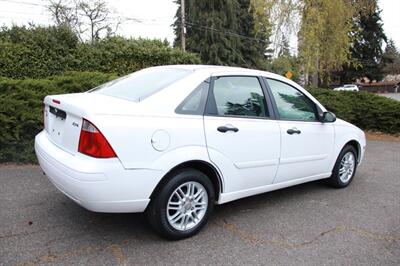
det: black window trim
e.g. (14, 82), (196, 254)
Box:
(204, 75), (277, 120)
(262, 77), (322, 123)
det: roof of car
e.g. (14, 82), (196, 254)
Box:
(158, 64), (273, 75)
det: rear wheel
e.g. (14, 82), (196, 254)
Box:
(328, 145), (357, 188)
(146, 168), (215, 240)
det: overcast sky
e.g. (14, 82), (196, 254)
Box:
(0, 0), (398, 49)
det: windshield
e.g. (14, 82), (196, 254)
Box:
(91, 68), (191, 101)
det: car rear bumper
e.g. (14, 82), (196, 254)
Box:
(35, 131), (163, 213)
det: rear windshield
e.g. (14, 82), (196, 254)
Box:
(91, 68), (191, 101)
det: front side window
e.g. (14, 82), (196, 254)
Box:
(209, 76), (269, 118)
(266, 79), (317, 121)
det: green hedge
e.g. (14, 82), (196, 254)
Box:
(0, 72), (117, 163)
(1, 74), (399, 163)
(308, 88), (400, 135)
(0, 25), (201, 78)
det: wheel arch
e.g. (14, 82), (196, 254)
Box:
(150, 160), (223, 202)
(331, 135), (363, 169)
(344, 139), (361, 162)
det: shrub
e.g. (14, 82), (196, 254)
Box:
(0, 72), (116, 163)
(308, 88), (400, 134)
(0, 26), (201, 78)
(69, 37), (201, 75)
(1, 74), (399, 163)
(0, 25), (79, 78)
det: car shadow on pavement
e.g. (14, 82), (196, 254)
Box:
(213, 179), (330, 218)
(50, 179), (330, 241)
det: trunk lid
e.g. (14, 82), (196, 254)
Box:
(43, 92), (140, 154)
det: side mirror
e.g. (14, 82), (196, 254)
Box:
(322, 111), (336, 123)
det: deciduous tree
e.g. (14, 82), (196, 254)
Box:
(47, 0), (120, 44)
(298, 0), (354, 86)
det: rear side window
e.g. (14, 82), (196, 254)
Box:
(91, 68), (191, 102)
(176, 79), (210, 115)
(207, 76), (269, 118)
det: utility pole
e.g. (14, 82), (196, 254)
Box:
(180, 0), (186, 51)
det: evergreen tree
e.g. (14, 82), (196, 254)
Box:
(237, 0), (272, 69)
(381, 39), (400, 75)
(339, 2), (387, 83)
(173, 0), (271, 68)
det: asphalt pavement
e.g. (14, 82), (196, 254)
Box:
(0, 140), (399, 265)
(382, 93), (400, 101)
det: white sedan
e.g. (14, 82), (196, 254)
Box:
(334, 84), (359, 92)
(35, 65), (366, 239)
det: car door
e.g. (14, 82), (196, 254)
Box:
(203, 75), (280, 193)
(264, 78), (335, 183)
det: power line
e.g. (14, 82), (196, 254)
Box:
(0, 5), (297, 53)
(116, 14), (295, 51)
(0, 10), (48, 16)
(0, 15), (50, 23)
(0, 0), (296, 51)
(182, 20), (297, 52)
(0, 0), (47, 7)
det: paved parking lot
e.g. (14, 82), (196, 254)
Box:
(1, 140), (399, 265)
(382, 93), (400, 101)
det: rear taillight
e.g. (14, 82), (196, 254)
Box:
(78, 119), (117, 158)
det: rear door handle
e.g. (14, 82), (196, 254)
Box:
(217, 125), (239, 133)
(287, 128), (301, 135)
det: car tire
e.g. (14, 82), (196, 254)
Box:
(146, 168), (215, 240)
(328, 145), (358, 188)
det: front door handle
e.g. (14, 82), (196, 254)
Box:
(217, 125), (239, 133)
(287, 128), (301, 135)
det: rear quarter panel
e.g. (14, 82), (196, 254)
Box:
(93, 114), (211, 172)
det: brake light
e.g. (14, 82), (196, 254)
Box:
(78, 119), (117, 158)
(52, 99), (60, 104)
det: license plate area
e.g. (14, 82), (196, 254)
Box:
(49, 106), (66, 119)
(49, 106), (67, 144)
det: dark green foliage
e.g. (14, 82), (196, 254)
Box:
(1, 73), (399, 163)
(236, 0), (272, 69)
(308, 88), (400, 134)
(0, 72), (117, 163)
(174, 0), (241, 66)
(0, 25), (200, 163)
(0, 25), (79, 79)
(173, 0), (270, 69)
(70, 37), (201, 74)
(339, 3), (387, 83)
(269, 56), (300, 82)
(381, 39), (400, 75)
(0, 26), (201, 79)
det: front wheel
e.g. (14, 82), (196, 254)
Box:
(146, 168), (215, 240)
(328, 145), (358, 188)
